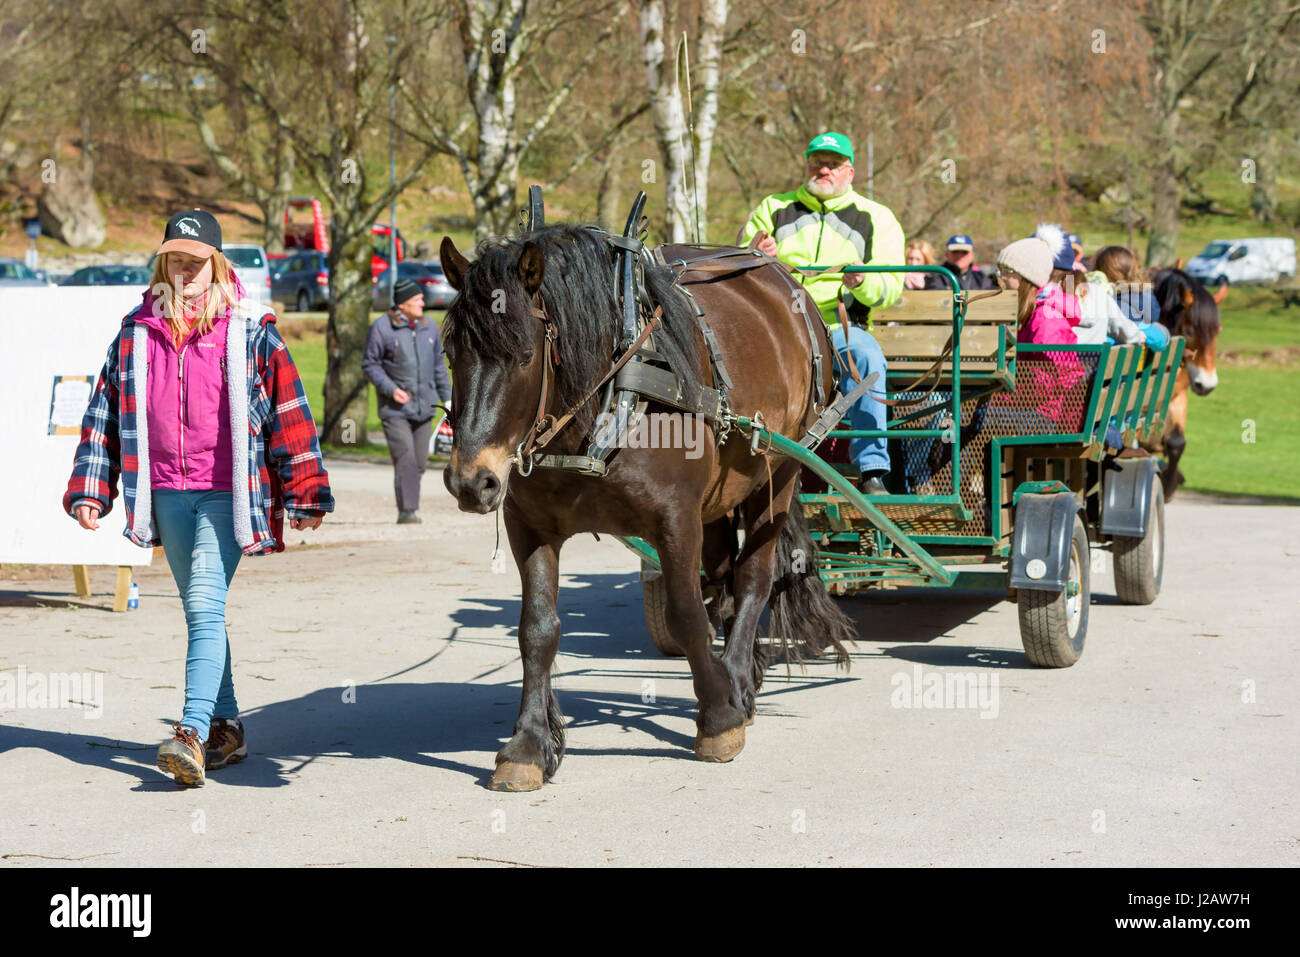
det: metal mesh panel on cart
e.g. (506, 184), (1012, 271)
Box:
(879, 351), (1099, 536)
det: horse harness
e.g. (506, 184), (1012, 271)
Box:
(512, 189), (832, 478)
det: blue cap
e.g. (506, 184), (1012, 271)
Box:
(1067, 232), (1082, 251)
(945, 234), (974, 250)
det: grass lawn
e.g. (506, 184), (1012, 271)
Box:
(1176, 287), (1300, 501)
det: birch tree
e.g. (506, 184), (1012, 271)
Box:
(405, 0), (630, 240)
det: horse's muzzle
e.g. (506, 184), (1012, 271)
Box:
(445, 462), (508, 513)
(1187, 363), (1218, 396)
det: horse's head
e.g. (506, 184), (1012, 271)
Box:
(439, 235), (550, 513)
(1156, 269), (1223, 396)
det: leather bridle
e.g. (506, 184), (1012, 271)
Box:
(512, 290), (662, 474)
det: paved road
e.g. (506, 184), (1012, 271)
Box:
(1, 462), (1296, 866)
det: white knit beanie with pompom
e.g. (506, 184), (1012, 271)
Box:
(997, 223), (1068, 288)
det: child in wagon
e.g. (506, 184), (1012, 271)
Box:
(64, 209), (333, 787)
(994, 225), (1089, 431)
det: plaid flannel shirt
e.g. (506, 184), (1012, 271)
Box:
(64, 299), (333, 555)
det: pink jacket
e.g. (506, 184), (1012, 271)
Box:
(1018, 283), (1081, 346)
(1017, 284), (1088, 429)
(135, 286), (238, 491)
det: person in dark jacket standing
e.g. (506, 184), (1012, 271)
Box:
(925, 234), (997, 291)
(362, 277), (451, 523)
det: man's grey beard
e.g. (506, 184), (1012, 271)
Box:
(805, 177), (849, 200)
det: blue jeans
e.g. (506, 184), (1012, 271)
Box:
(153, 490), (242, 741)
(830, 325), (890, 474)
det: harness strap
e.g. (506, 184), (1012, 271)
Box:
(522, 306), (663, 460)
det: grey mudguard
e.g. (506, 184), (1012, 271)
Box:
(1010, 492), (1081, 592)
(1101, 457), (1160, 538)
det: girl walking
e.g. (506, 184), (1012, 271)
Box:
(64, 209), (333, 787)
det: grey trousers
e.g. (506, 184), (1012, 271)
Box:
(381, 416), (433, 512)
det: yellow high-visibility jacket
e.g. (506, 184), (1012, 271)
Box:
(740, 184), (905, 328)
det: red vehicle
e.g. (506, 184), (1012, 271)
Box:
(284, 197), (404, 278)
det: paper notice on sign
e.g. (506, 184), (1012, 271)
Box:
(48, 376), (93, 435)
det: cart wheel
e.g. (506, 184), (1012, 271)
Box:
(1018, 512), (1090, 668)
(1113, 475), (1164, 605)
(642, 572), (685, 657)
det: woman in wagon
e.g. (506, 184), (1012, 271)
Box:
(740, 131), (906, 495)
(64, 209), (333, 787)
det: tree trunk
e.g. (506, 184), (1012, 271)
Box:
(639, 0), (691, 242)
(262, 133), (295, 255)
(595, 138), (625, 232)
(1145, 104), (1180, 268)
(691, 0), (726, 243)
(460, 0), (524, 240)
(322, 205), (377, 447)
(1250, 129), (1277, 223)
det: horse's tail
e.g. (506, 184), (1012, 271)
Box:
(767, 477), (855, 672)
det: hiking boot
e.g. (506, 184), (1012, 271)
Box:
(157, 723), (205, 787)
(397, 510), (422, 524)
(205, 717), (247, 770)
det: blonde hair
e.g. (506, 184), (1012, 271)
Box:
(905, 239), (936, 265)
(148, 250), (240, 345)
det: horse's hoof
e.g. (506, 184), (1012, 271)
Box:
(695, 725), (745, 762)
(488, 761), (544, 791)
(745, 712), (755, 727)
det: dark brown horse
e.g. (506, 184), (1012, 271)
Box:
(438, 224), (854, 791)
(1149, 268), (1226, 499)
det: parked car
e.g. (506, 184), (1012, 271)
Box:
(271, 250), (330, 312)
(371, 260), (456, 310)
(0, 258), (50, 287)
(1186, 237), (1297, 286)
(61, 265), (152, 286)
(222, 242), (273, 304)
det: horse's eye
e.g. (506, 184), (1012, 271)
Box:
(519, 350), (535, 367)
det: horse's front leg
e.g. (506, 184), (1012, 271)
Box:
(657, 511), (747, 762)
(489, 501), (566, 792)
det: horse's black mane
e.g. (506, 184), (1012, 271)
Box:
(444, 224), (704, 435)
(1154, 268), (1222, 342)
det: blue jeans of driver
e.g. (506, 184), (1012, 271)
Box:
(153, 490), (242, 741)
(829, 324), (890, 475)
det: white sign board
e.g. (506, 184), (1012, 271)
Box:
(0, 286), (153, 566)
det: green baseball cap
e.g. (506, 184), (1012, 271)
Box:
(805, 131), (854, 164)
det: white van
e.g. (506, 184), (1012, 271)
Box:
(1185, 238), (1297, 285)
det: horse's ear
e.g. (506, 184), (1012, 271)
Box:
(517, 241), (545, 296)
(441, 236), (468, 291)
(1180, 286), (1194, 309)
(1175, 257), (1184, 270)
(1213, 283), (1229, 305)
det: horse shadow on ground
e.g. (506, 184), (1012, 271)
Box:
(1, 575), (1035, 791)
(0, 675), (850, 792)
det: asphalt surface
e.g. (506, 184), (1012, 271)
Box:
(1, 461), (1296, 866)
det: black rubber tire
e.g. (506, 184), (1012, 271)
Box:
(296, 290), (310, 313)
(1113, 475), (1165, 605)
(1018, 513), (1090, 668)
(1214, 275), (1229, 287)
(642, 572), (685, 657)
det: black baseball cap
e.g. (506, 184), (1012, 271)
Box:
(158, 209), (222, 258)
(393, 277), (424, 305)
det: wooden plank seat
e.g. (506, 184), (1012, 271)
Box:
(869, 288), (1017, 387)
